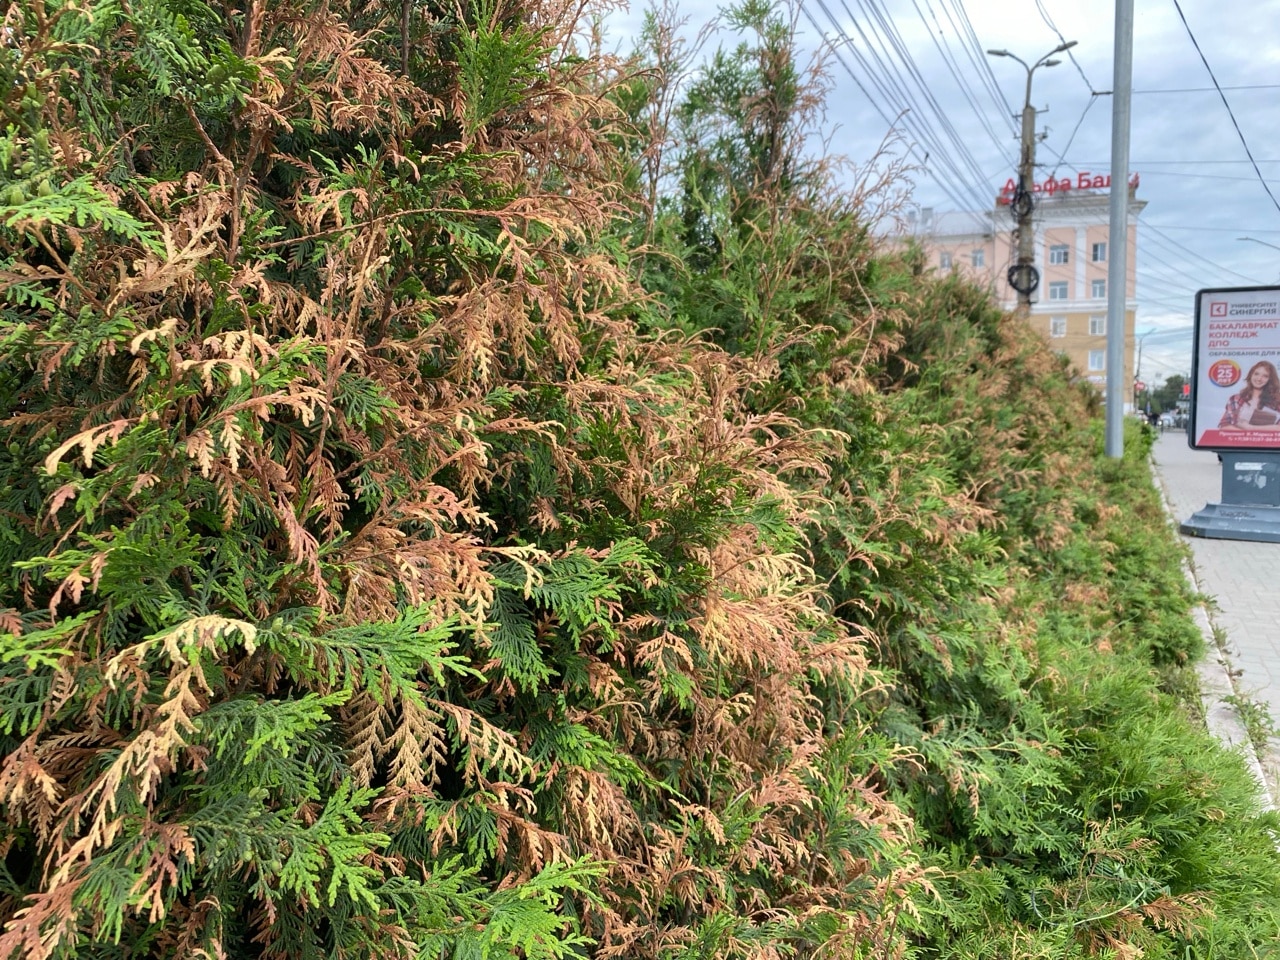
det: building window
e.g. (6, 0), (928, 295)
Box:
(1091, 278), (1106, 299)
(1048, 281), (1068, 300)
(1050, 316), (1067, 338)
(971, 249), (985, 268)
(1092, 241), (1107, 262)
(939, 251), (952, 270)
(1089, 315), (1106, 336)
(1088, 349), (1105, 371)
(1049, 244), (1069, 265)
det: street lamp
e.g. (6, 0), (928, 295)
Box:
(1237, 237), (1280, 282)
(986, 42), (1077, 126)
(986, 41), (1077, 314)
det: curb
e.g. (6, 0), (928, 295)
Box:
(1148, 451), (1278, 811)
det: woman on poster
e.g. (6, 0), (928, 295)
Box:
(1218, 360), (1280, 430)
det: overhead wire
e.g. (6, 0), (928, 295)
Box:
(800, 0), (1269, 319)
(799, 0), (982, 212)
(1046, 93), (1101, 182)
(1129, 250), (1222, 293)
(926, 4), (1261, 304)
(1033, 0), (1096, 93)
(818, 15), (990, 212)
(1138, 326), (1196, 343)
(1121, 171), (1280, 185)
(1134, 84), (1280, 94)
(859, 0), (1005, 190)
(1138, 222), (1280, 232)
(1139, 212), (1268, 285)
(788, 0), (1271, 375)
(865, 0), (1013, 189)
(935, 200), (1267, 321)
(808, 0), (995, 209)
(1135, 273), (1213, 299)
(1050, 205), (1269, 288)
(1075, 159), (1280, 166)
(1171, 0), (1280, 216)
(938, 0), (1017, 132)
(839, 0), (996, 202)
(1027, 158), (1248, 297)
(910, 0), (1013, 159)
(1134, 352), (1192, 378)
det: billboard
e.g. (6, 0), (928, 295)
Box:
(1190, 286), (1280, 449)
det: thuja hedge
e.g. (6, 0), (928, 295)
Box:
(839, 279), (1280, 957)
(1, 0), (1278, 958)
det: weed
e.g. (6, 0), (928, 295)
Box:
(1223, 693), (1280, 758)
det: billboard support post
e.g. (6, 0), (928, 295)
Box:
(1180, 453), (1280, 542)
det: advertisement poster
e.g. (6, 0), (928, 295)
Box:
(1191, 286), (1280, 449)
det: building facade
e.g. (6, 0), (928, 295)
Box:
(908, 184), (1144, 402)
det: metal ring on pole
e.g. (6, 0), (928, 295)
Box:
(1007, 262), (1040, 296)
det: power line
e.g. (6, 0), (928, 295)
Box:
(1137, 353), (1193, 378)
(1140, 211), (1272, 285)
(1075, 160), (1280, 166)
(800, 1), (985, 213)
(1133, 257), (1220, 294)
(1137, 223), (1265, 288)
(1138, 326), (1195, 343)
(808, 0), (1274, 306)
(1134, 84), (1280, 94)
(1047, 93), (1101, 182)
(847, 0), (997, 201)
(809, 0), (996, 210)
(1138, 223), (1280, 232)
(910, 0), (1012, 160)
(1033, 0), (1095, 93)
(1123, 171), (1280, 185)
(942, 0), (1016, 128)
(1045, 204), (1271, 287)
(930, 207), (1270, 314)
(1143, 296), (1202, 311)
(1171, 0), (1280, 217)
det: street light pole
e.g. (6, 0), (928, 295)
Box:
(987, 42), (1076, 316)
(1133, 327), (1153, 409)
(1238, 237), (1280, 282)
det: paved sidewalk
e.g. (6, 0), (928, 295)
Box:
(1149, 429), (1280, 804)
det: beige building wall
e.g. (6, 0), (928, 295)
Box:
(911, 190), (1144, 405)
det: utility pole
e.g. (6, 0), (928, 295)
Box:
(1104, 0), (1134, 459)
(1014, 81), (1037, 315)
(988, 42), (1076, 316)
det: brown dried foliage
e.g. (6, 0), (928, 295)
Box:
(0, 0), (919, 956)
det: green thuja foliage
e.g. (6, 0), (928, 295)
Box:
(0, 0), (918, 957)
(810, 265), (1280, 955)
(630, 2), (1280, 957)
(4, 0), (1279, 956)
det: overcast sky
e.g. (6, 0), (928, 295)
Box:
(603, 0), (1280, 385)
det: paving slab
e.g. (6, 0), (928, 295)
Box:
(1149, 429), (1279, 806)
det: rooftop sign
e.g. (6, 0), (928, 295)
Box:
(996, 172), (1140, 204)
